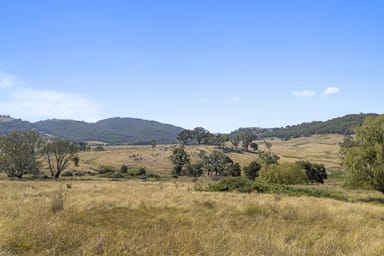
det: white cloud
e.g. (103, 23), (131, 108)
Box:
(0, 72), (14, 88)
(292, 90), (316, 97)
(323, 87), (340, 96)
(0, 88), (104, 122)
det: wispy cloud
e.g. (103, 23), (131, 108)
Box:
(230, 96), (241, 102)
(292, 90), (316, 97)
(0, 88), (104, 122)
(0, 72), (14, 88)
(323, 86), (340, 96)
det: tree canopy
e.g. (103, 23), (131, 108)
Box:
(42, 138), (79, 179)
(344, 115), (384, 193)
(0, 131), (41, 178)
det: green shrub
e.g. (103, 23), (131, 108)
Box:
(208, 177), (254, 193)
(120, 165), (129, 173)
(183, 163), (204, 177)
(258, 162), (308, 185)
(129, 167), (146, 176)
(243, 161), (261, 180)
(297, 161), (327, 183)
(97, 166), (115, 175)
(208, 177), (348, 201)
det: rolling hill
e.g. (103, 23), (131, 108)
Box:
(96, 117), (184, 144)
(0, 116), (183, 144)
(231, 113), (377, 139)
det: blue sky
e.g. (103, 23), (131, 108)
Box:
(0, 0), (383, 132)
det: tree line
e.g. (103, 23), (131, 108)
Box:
(231, 113), (377, 140)
(170, 144), (327, 184)
(176, 127), (259, 152)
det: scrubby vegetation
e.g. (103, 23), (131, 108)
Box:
(208, 177), (348, 201)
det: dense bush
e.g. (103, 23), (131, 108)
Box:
(297, 161), (327, 183)
(208, 177), (256, 193)
(97, 166), (115, 175)
(258, 163), (308, 185)
(129, 167), (146, 177)
(120, 165), (129, 173)
(243, 161), (261, 180)
(184, 163), (204, 177)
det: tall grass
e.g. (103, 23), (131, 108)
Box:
(1, 179), (384, 255)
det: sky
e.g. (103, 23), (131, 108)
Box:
(0, 0), (383, 132)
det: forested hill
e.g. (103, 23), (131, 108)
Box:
(34, 118), (183, 144)
(96, 118), (183, 144)
(0, 116), (183, 144)
(0, 115), (35, 134)
(231, 113), (378, 140)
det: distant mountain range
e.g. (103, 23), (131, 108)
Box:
(231, 113), (378, 140)
(0, 115), (183, 144)
(0, 113), (379, 144)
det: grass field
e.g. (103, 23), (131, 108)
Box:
(74, 134), (344, 176)
(1, 179), (384, 256)
(2, 134), (383, 255)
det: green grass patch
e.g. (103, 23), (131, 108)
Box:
(208, 177), (349, 201)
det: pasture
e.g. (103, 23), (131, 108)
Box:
(74, 134), (344, 176)
(1, 179), (384, 255)
(1, 134), (384, 255)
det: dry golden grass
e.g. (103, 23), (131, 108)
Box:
(1, 179), (384, 255)
(256, 134), (344, 170)
(73, 134), (344, 176)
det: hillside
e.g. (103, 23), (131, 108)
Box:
(35, 118), (183, 144)
(97, 117), (183, 144)
(231, 113), (377, 140)
(34, 119), (130, 143)
(0, 115), (182, 144)
(0, 115), (36, 134)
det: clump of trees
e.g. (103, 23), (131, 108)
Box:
(344, 115), (384, 194)
(170, 139), (327, 185)
(176, 127), (230, 147)
(0, 131), (79, 180)
(176, 127), (259, 153)
(203, 151), (241, 177)
(177, 127), (211, 145)
(170, 147), (241, 177)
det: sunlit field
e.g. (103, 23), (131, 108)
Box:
(74, 134), (344, 176)
(1, 179), (384, 256)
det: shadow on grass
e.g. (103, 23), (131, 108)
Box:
(357, 197), (384, 204)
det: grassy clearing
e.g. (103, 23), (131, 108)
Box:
(1, 179), (384, 255)
(256, 134), (344, 170)
(72, 134), (344, 177)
